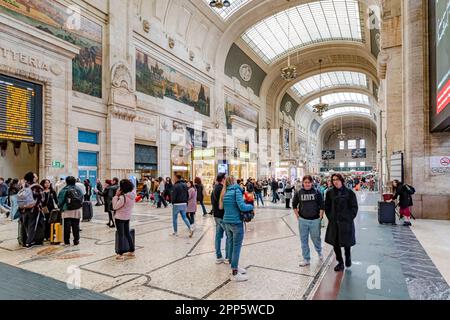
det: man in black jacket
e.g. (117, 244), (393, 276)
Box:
(211, 173), (230, 264)
(325, 173), (358, 272)
(171, 175), (193, 237)
(271, 179), (279, 203)
(95, 179), (104, 206)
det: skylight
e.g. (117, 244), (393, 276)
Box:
(322, 106), (371, 119)
(241, 0), (364, 64)
(306, 92), (370, 109)
(292, 72), (368, 97)
(205, 0), (251, 20)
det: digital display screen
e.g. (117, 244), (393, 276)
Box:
(436, 0), (450, 114)
(0, 74), (42, 143)
(430, 0), (450, 131)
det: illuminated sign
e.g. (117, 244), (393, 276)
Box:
(0, 74), (42, 143)
(193, 148), (215, 159)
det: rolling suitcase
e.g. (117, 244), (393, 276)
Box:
(115, 228), (135, 254)
(82, 201), (93, 222)
(378, 201), (396, 224)
(50, 223), (63, 244)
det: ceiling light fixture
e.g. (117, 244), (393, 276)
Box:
(337, 115), (346, 140)
(312, 59), (329, 117)
(281, 1), (297, 81)
(209, 0), (231, 9)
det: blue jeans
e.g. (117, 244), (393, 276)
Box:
(272, 192), (278, 203)
(172, 204), (191, 233)
(199, 200), (208, 215)
(224, 222), (244, 270)
(298, 217), (322, 261)
(9, 195), (18, 220)
(255, 193), (264, 206)
(0, 196), (10, 209)
(214, 217), (230, 259)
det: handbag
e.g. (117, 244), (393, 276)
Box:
(42, 206), (49, 214)
(240, 211), (255, 222)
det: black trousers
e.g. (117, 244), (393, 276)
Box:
(108, 210), (115, 225)
(44, 213), (51, 240)
(157, 192), (167, 208)
(187, 212), (195, 225)
(23, 209), (39, 245)
(334, 245), (351, 263)
(115, 219), (135, 255)
(285, 198), (291, 208)
(64, 218), (80, 245)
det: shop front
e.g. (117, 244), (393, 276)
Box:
(192, 148), (216, 204)
(275, 160), (297, 180)
(171, 144), (191, 181)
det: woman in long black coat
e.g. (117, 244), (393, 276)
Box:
(325, 173), (358, 272)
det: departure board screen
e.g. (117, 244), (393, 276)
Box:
(0, 74), (42, 143)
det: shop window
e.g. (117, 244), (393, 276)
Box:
(359, 139), (366, 148)
(360, 161), (366, 167)
(339, 141), (345, 150)
(348, 162), (357, 167)
(78, 130), (98, 144)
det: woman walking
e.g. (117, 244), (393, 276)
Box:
(195, 177), (208, 216)
(220, 176), (254, 282)
(83, 179), (92, 202)
(40, 179), (58, 241)
(325, 173), (358, 272)
(8, 179), (20, 221)
(112, 179), (136, 261)
(99, 180), (115, 228)
(390, 180), (415, 226)
(186, 181), (197, 227)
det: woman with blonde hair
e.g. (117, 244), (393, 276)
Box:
(220, 176), (254, 282)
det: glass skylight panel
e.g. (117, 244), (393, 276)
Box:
(241, 0), (364, 64)
(205, 0), (251, 20)
(306, 92), (370, 109)
(292, 72), (368, 97)
(321, 106), (371, 119)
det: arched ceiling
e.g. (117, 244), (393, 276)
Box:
(319, 114), (377, 144)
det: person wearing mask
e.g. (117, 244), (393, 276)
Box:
(165, 177), (173, 204)
(18, 172), (45, 248)
(8, 179), (20, 221)
(171, 175), (193, 237)
(40, 179), (58, 241)
(284, 181), (294, 209)
(211, 173), (230, 264)
(292, 175), (324, 267)
(55, 178), (66, 196)
(112, 179), (136, 261)
(325, 173), (358, 272)
(157, 177), (168, 208)
(76, 178), (86, 196)
(220, 176), (254, 282)
(194, 177), (208, 216)
(95, 179), (104, 206)
(389, 180), (415, 226)
(84, 179), (92, 202)
(57, 176), (83, 246)
(254, 181), (264, 207)
(186, 181), (197, 227)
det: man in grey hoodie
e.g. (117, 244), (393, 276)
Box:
(292, 175), (324, 267)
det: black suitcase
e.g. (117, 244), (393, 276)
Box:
(115, 229), (135, 254)
(82, 201), (93, 222)
(378, 201), (396, 224)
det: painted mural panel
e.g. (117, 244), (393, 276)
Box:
(224, 96), (258, 129)
(0, 0), (103, 98)
(136, 50), (210, 117)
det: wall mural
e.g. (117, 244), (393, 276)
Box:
(224, 96), (258, 130)
(0, 0), (103, 98)
(136, 50), (210, 117)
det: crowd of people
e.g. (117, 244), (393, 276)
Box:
(0, 169), (413, 282)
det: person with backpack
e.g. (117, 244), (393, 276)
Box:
(57, 176), (84, 246)
(112, 179), (136, 261)
(292, 175), (324, 267)
(390, 180), (415, 226)
(220, 176), (254, 282)
(17, 172), (45, 248)
(212, 173), (230, 264)
(325, 173), (358, 272)
(284, 181), (294, 209)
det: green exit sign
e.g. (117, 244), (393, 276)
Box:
(52, 161), (64, 168)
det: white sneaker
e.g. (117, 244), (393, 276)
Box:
(230, 273), (248, 282)
(224, 259), (231, 264)
(299, 260), (311, 267)
(238, 266), (247, 274)
(216, 258), (226, 264)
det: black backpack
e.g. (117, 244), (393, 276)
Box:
(66, 186), (83, 210)
(405, 184), (415, 195)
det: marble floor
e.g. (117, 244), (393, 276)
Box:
(0, 192), (448, 300)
